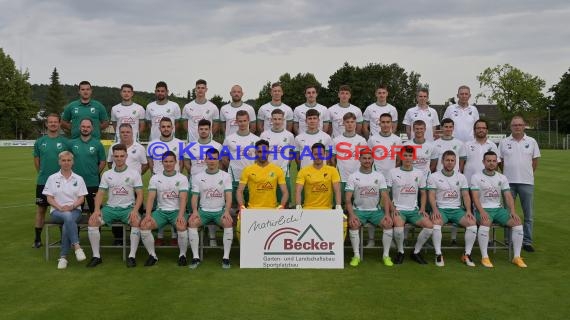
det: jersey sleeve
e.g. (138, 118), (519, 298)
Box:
(500, 175), (510, 191)
(33, 140), (40, 157)
(458, 141), (467, 159)
(219, 106), (227, 122)
(106, 145), (113, 163)
(62, 104), (72, 122)
(148, 176), (157, 191)
(532, 139), (541, 158)
(239, 166), (250, 185)
(97, 142), (106, 162)
(110, 107), (118, 122)
(42, 176), (55, 196)
(212, 105), (220, 122)
(293, 109), (301, 123)
(98, 103), (109, 122)
(331, 167), (341, 183)
(443, 106), (452, 120)
(356, 109), (364, 123)
(321, 108), (331, 123)
(402, 109), (413, 126)
(432, 109), (440, 126)
(345, 174), (355, 192)
(418, 172), (427, 189)
(173, 103), (182, 119)
(363, 106), (371, 123)
(286, 107), (294, 121)
(133, 173), (143, 189)
(145, 106), (152, 121)
(296, 167), (306, 185)
(378, 173), (388, 190)
(99, 172), (109, 189)
(191, 176), (200, 195)
(76, 176), (88, 196)
(391, 106), (398, 122)
(178, 176), (189, 192)
(386, 170), (393, 188)
(181, 105), (190, 120)
(426, 174), (437, 190)
(247, 105), (257, 122)
(469, 175), (481, 190)
(224, 173), (233, 191)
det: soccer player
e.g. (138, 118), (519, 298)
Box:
(33, 114), (69, 248)
(332, 112), (367, 196)
(219, 85), (256, 136)
(110, 84), (145, 142)
(69, 118), (106, 214)
(188, 148), (234, 269)
(328, 85), (363, 138)
(257, 82), (294, 133)
(427, 151), (477, 267)
(293, 85), (331, 135)
(388, 146), (433, 265)
(139, 151), (189, 266)
(61, 81), (109, 139)
(498, 116), (540, 252)
(470, 151), (527, 268)
(107, 123), (148, 175)
(42, 151), (88, 269)
(295, 109), (333, 169)
(443, 85), (479, 143)
(345, 150), (394, 267)
(430, 118), (466, 173)
(145, 81), (181, 141)
(182, 79), (220, 142)
(463, 119), (500, 183)
(403, 88), (440, 142)
(367, 113), (402, 181)
(400, 120), (436, 180)
(86, 144), (144, 268)
(363, 85), (398, 138)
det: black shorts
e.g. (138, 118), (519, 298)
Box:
(36, 185), (48, 207)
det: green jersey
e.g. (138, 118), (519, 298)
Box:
(69, 137), (106, 187)
(33, 135), (69, 184)
(62, 99), (109, 139)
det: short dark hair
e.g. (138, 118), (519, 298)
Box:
(46, 113), (61, 121)
(306, 109), (320, 118)
(159, 117), (172, 124)
(441, 118), (454, 126)
(418, 88), (429, 95)
(112, 143), (127, 153)
(198, 119), (211, 127)
(118, 123), (133, 130)
(305, 85), (318, 93)
(311, 143), (326, 152)
(343, 112), (356, 121)
(271, 109), (285, 116)
(441, 150), (456, 161)
(161, 151), (176, 161)
(205, 148), (219, 159)
(339, 85), (351, 93)
(155, 81), (168, 90)
(474, 119), (488, 130)
(402, 146), (415, 155)
(413, 120), (426, 127)
(196, 79), (207, 86)
(271, 82), (282, 89)
(483, 151), (497, 159)
(120, 84), (133, 91)
(380, 113), (392, 120)
(79, 81), (91, 87)
(255, 139), (270, 148)
(376, 84), (388, 92)
(236, 110), (249, 119)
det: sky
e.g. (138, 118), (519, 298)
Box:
(1, 0), (568, 106)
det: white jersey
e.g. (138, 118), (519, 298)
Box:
(192, 170), (232, 211)
(443, 104), (479, 143)
(363, 103), (398, 136)
(107, 142), (148, 174)
(183, 139), (222, 177)
(110, 103), (146, 141)
(99, 166), (143, 208)
(432, 137), (467, 172)
(328, 104), (364, 138)
(499, 134), (540, 185)
(427, 170), (468, 209)
(464, 139), (501, 183)
(182, 100), (220, 142)
(260, 129), (295, 177)
(402, 106), (440, 142)
(332, 133), (367, 182)
(43, 171), (88, 213)
(470, 171), (510, 209)
(149, 171), (189, 211)
(346, 169), (388, 211)
(148, 137), (184, 175)
(402, 139), (436, 178)
(145, 101), (181, 141)
(219, 103), (256, 136)
(387, 167), (426, 211)
(367, 133), (402, 180)
(258, 102), (294, 132)
(223, 132), (260, 181)
(293, 103), (331, 133)
(295, 130), (333, 168)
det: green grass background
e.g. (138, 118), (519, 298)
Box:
(0, 147), (568, 319)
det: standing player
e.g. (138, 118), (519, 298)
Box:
(145, 81), (181, 141)
(403, 88), (440, 142)
(110, 84), (145, 142)
(188, 148), (234, 269)
(400, 120), (436, 180)
(430, 118), (466, 173)
(471, 151), (527, 268)
(86, 144), (144, 268)
(257, 82), (294, 133)
(443, 85), (479, 143)
(107, 124), (148, 175)
(61, 81), (109, 139)
(293, 85), (331, 135)
(363, 85), (398, 138)
(368, 113), (402, 181)
(295, 109), (333, 169)
(219, 85), (256, 136)
(464, 119), (500, 183)
(182, 79), (220, 142)
(427, 151), (477, 267)
(345, 150), (394, 267)
(328, 85), (363, 138)
(33, 114), (69, 248)
(139, 151), (189, 266)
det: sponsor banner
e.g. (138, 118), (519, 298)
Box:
(0, 140), (35, 147)
(240, 209), (344, 269)
(488, 134), (506, 143)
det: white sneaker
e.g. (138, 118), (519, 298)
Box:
(209, 239), (218, 247)
(57, 257), (68, 269)
(75, 248), (86, 262)
(365, 240), (375, 248)
(435, 254), (445, 267)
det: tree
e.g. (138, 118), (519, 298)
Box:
(549, 67), (570, 134)
(477, 63), (546, 121)
(44, 68), (67, 116)
(210, 94), (227, 108)
(0, 48), (38, 139)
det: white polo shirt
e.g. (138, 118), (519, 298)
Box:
(111, 103), (146, 141)
(402, 139), (436, 179)
(260, 129), (295, 177)
(182, 100), (220, 142)
(463, 139), (501, 183)
(498, 134), (540, 185)
(223, 132), (260, 182)
(99, 166), (143, 208)
(293, 103), (331, 133)
(192, 169), (233, 211)
(328, 104), (364, 138)
(403, 106), (440, 142)
(145, 101), (181, 141)
(470, 171), (510, 209)
(363, 102), (398, 136)
(148, 136), (184, 174)
(295, 130), (333, 168)
(367, 133), (402, 180)
(149, 171), (189, 211)
(427, 170), (469, 209)
(443, 104), (480, 142)
(107, 142), (148, 174)
(432, 137), (467, 172)
(346, 169), (388, 211)
(332, 133), (367, 182)
(219, 103), (256, 136)
(43, 171), (88, 213)
(387, 167), (427, 211)
(257, 102), (294, 132)
(182, 139), (223, 177)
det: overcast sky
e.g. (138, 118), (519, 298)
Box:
(1, 0), (568, 106)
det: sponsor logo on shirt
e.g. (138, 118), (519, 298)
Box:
(311, 184), (329, 193)
(162, 191), (179, 199)
(205, 188), (223, 198)
(112, 187), (129, 196)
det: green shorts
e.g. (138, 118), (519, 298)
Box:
(102, 206), (133, 226)
(475, 208), (510, 226)
(398, 209), (424, 225)
(199, 208), (223, 225)
(437, 208), (466, 225)
(233, 181), (248, 207)
(354, 209), (384, 225)
(152, 209), (188, 229)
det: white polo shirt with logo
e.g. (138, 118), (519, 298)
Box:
(498, 134), (540, 185)
(443, 104), (480, 142)
(43, 171), (88, 213)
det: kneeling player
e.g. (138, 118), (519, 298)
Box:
(345, 150), (393, 267)
(427, 151), (477, 267)
(188, 148), (234, 269)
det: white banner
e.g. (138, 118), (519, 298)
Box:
(0, 140), (35, 147)
(240, 209), (344, 269)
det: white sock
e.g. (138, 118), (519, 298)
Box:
(209, 225), (218, 242)
(189, 228), (200, 259)
(367, 224), (375, 241)
(223, 228), (233, 259)
(177, 230), (189, 257)
(511, 225), (524, 257)
(478, 226), (490, 258)
(382, 229), (393, 257)
(432, 225), (442, 255)
(157, 226), (164, 239)
(87, 227), (101, 258)
(414, 228), (433, 254)
(141, 229), (156, 258)
(349, 229), (360, 258)
(450, 225), (458, 240)
(464, 226), (477, 255)
(129, 227), (141, 258)
(394, 227), (405, 253)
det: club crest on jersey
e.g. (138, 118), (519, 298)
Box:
(56, 142), (63, 149)
(175, 181), (180, 186)
(74, 108), (79, 114)
(89, 146), (95, 153)
(218, 180), (223, 185)
(90, 108), (96, 114)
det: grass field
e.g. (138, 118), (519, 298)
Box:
(0, 147), (569, 319)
